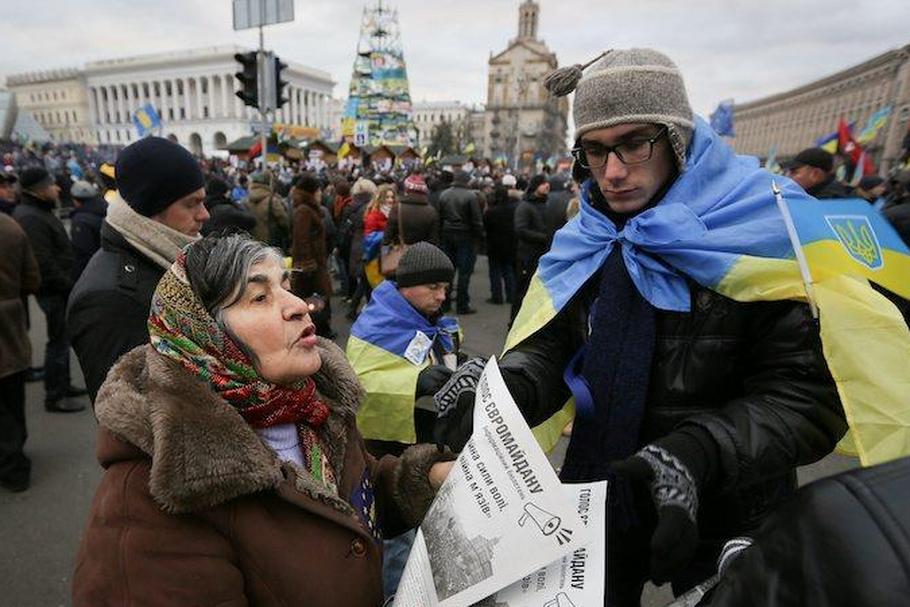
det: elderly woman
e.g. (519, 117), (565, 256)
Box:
(72, 234), (455, 606)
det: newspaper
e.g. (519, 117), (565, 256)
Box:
(488, 482), (607, 607)
(393, 358), (602, 607)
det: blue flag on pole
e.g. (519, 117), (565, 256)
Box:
(132, 103), (162, 138)
(709, 100), (735, 137)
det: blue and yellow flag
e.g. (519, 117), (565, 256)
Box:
(347, 281), (460, 444)
(132, 103), (162, 138)
(506, 117), (910, 466)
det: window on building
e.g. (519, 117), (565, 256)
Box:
(204, 106), (209, 118)
(169, 108), (174, 120)
(180, 107), (186, 119)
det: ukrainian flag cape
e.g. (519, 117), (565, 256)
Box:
(507, 117), (910, 466)
(347, 280), (460, 444)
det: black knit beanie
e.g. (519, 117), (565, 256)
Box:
(527, 174), (548, 194)
(395, 242), (454, 287)
(19, 167), (54, 190)
(116, 137), (205, 217)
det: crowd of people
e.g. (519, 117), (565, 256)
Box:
(1, 46), (910, 607)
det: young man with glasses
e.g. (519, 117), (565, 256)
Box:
(433, 49), (846, 606)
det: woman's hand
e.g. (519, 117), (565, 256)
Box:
(428, 461), (455, 490)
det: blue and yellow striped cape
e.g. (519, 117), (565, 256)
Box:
(507, 117), (910, 465)
(346, 280), (460, 444)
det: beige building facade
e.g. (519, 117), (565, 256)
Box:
(482, 1), (568, 168)
(5, 68), (93, 144)
(733, 45), (910, 172)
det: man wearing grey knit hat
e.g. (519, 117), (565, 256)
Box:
(432, 49), (844, 606)
(349, 242), (462, 455)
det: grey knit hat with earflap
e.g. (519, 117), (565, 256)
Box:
(544, 48), (694, 172)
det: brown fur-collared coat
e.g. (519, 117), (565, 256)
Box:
(72, 338), (449, 607)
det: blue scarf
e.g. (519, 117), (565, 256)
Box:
(536, 117), (807, 316)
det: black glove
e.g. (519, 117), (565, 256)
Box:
(415, 365), (454, 398)
(432, 358), (486, 452)
(612, 443), (702, 585)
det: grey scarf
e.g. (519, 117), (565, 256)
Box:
(104, 193), (198, 270)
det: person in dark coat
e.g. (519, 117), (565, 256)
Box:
(883, 171), (910, 248)
(0, 211), (40, 491)
(482, 184), (517, 305)
(438, 170), (484, 314)
(510, 174), (550, 321)
(0, 171), (17, 215)
(383, 174), (440, 247)
(433, 49), (848, 607)
(69, 180), (107, 282)
(13, 167), (86, 412)
(706, 456), (910, 607)
(340, 178), (377, 311)
(68, 137), (208, 404)
(201, 176), (257, 237)
(291, 173), (333, 338)
(544, 173), (573, 239)
(331, 180), (353, 297)
(786, 148), (854, 199)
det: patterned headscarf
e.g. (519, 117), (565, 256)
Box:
(148, 252), (331, 430)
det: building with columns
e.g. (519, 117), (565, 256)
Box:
(482, 0), (568, 168)
(733, 44), (910, 172)
(6, 45), (334, 157)
(84, 46), (334, 156)
(411, 101), (486, 150)
(4, 68), (93, 143)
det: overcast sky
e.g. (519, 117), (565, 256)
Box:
(1, 0), (908, 117)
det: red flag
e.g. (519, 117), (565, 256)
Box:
(248, 139), (263, 159)
(837, 118), (876, 176)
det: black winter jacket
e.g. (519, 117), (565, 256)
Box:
(499, 279), (846, 542)
(438, 185), (483, 239)
(340, 194), (370, 275)
(67, 223), (165, 403)
(707, 456), (910, 607)
(884, 202), (910, 248)
(201, 195), (257, 237)
(808, 176), (854, 200)
(514, 194), (550, 263)
(13, 193), (74, 296)
(483, 200), (518, 261)
(70, 196), (107, 281)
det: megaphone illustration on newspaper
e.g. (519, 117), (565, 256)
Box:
(543, 592), (577, 607)
(518, 503), (561, 535)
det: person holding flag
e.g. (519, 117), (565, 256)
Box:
(431, 48), (908, 606)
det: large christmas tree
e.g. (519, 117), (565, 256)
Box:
(342, 0), (416, 147)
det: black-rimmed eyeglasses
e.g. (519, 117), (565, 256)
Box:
(571, 127), (668, 169)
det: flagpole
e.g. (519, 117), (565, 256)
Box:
(772, 181), (818, 319)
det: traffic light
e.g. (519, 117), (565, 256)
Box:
(273, 55), (289, 110)
(234, 51), (259, 109)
